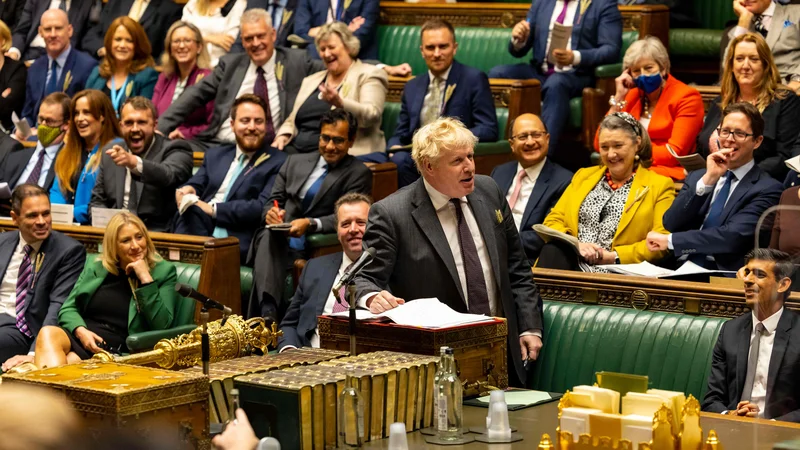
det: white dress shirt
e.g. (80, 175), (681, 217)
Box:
(216, 52), (281, 142)
(182, 0), (248, 67)
(0, 233), (43, 318)
(24, 0), (73, 51)
(512, 0), (582, 73)
(326, 0), (340, 23)
(423, 179), (501, 315)
(747, 307), (783, 418)
(297, 156), (327, 230)
(667, 160), (756, 250)
(122, 139), (153, 209)
(210, 146), (252, 208)
(14, 142), (61, 189)
(733, 1), (775, 37)
(44, 46), (71, 92)
(308, 253), (355, 348)
(505, 159), (546, 231)
(128, 0), (150, 21)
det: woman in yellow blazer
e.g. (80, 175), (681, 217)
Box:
(539, 112), (676, 272)
(272, 22), (388, 157)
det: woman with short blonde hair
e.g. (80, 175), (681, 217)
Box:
(31, 211), (180, 369)
(274, 22), (387, 156)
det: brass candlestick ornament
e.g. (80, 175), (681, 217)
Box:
(92, 316), (283, 369)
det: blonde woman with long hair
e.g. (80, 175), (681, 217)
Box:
(32, 212), (179, 368)
(696, 32), (800, 180)
(49, 89), (122, 224)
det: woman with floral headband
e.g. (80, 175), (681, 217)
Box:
(538, 112), (676, 272)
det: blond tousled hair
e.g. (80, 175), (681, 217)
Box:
(411, 117), (478, 169)
(101, 211), (161, 275)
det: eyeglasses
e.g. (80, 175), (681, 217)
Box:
(171, 38), (197, 47)
(320, 134), (347, 146)
(37, 118), (64, 128)
(511, 131), (547, 141)
(717, 127), (754, 141)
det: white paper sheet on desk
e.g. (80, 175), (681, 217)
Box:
(598, 261), (735, 278)
(51, 203), (74, 225)
(91, 207), (124, 229)
(546, 23), (573, 65)
(476, 390), (551, 406)
(328, 297), (493, 329)
(178, 194), (199, 215)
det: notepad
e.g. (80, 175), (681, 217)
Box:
(266, 223), (292, 231)
(476, 390), (552, 406)
(597, 261), (735, 278)
(666, 144), (706, 172)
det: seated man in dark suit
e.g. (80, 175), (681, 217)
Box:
(81, 0), (182, 59)
(371, 19), (497, 188)
(1, 93), (70, 199)
(157, 8), (325, 152)
(354, 117), (543, 388)
(0, 184), (85, 371)
(293, 0), (379, 60)
(646, 102), (783, 272)
(702, 248), (800, 422)
(7, 0), (93, 62)
(490, 113), (572, 262)
(247, 109), (373, 321)
(173, 94), (287, 262)
(90, 97), (193, 232)
(278, 192), (372, 350)
(488, 0), (621, 166)
(18, 9), (96, 129)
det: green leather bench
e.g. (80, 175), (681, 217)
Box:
(126, 261), (254, 352)
(532, 301), (728, 400)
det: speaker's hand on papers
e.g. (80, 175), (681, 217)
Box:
(520, 335), (543, 362)
(552, 49), (575, 66)
(366, 291), (405, 314)
(735, 401), (760, 418)
(646, 231), (669, 252)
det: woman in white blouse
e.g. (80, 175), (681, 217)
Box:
(181, 0), (248, 67)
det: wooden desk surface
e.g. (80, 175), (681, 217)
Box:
(362, 402), (800, 449)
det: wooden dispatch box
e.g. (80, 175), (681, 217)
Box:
(318, 316), (509, 390)
(2, 361), (210, 449)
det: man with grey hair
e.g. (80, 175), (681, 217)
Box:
(158, 8), (325, 152)
(353, 117), (544, 388)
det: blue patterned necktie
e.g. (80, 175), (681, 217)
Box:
(289, 166), (328, 250)
(703, 171), (735, 230)
(212, 154), (248, 238)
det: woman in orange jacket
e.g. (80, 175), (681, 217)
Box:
(597, 36), (704, 181)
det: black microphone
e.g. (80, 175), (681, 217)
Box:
(175, 283), (233, 315)
(332, 247), (377, 297)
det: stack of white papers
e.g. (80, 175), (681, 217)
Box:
(597, 261), (735, 278)
(328, 297), (494, 329)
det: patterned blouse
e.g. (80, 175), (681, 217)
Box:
(577, 175), (634, 273)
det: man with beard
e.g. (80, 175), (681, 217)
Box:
(702, 248), (800, 422)
(246, 109), (372, 321)
(0, 184), (85, 371)
(174, 94), (287, 262)
(90, 97), (193, 232)
(278, 193), (372, 350)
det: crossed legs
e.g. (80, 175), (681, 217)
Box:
(34, 326), (81, 369)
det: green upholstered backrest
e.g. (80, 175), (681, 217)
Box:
(621, 30), (637, 55)
(533, 302), (728, 400)
(378, 26), (527, 76)
(692, 0), (737, 29)
(669, 29), (725, 58)
(381, 102), (509, 142)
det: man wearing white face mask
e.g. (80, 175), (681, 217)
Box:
(603, 36), (704, 182)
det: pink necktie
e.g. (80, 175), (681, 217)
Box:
(332, 263), (354, 313)
(508, 169), (528, 210)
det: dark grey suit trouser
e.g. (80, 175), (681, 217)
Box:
(246, 228), (305, 323)
(0, 313), (32, 364)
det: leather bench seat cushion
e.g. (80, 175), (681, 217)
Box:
(669, 29), (724, 58)
(532, 301), (728, 400)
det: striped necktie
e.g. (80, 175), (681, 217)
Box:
(15, 245), (34, 338)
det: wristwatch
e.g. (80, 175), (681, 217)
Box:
(614, 252), (621, 265)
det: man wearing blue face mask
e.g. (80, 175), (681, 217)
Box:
(0, 93), (71, 202)
(600, 36), (704, 181)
